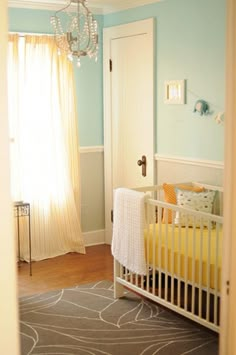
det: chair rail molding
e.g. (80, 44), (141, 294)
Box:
(155, 154), (224, 170)
(79, 146), (104, 154)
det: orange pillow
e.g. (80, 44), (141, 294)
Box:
(162, 183), (204, 223)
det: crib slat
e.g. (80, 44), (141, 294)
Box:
(141, 275), (144, 289)
(152, 207), (157, 294)
(191, 221), (196, 315)
(135, 273), (138, 287)
(184, 225), (188, 312)
(214, 223), (220, 325)
(164, 222), (168, 301)
(124, 266), (128, 282)
(206, 224), (212, 322)
(114, 260), (125, 298)
(198, 224), (203, 319)
(119, 262), (123, 278)
(158, 207), (162, 297)
(146, 206), (152, 293)
(130, 271), (133, 284)
(171, 222), (175, 305)
(177, 222), (181, 308)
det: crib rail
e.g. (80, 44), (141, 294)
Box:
(113, 184), (223, 333)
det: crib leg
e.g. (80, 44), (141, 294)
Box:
(114, 259), (125, 298)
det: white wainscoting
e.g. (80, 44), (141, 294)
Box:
(155, 154), (224, 187)
(79, 150), (224, 246)
(79, 146), (105, 237)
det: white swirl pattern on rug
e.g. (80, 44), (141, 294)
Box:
(19, 280), (218, 354)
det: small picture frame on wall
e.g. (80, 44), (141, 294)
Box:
(164, 79), (186, 104)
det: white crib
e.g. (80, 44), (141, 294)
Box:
(113, 183), (223, 333)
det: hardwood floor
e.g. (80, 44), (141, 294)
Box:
(18, 244), (114, 297)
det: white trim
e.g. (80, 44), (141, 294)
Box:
(8, 0), (103, 14)
(8, 0), (72, 11)
(83, 229), (105, 246)
(220, 0), (236, 353)
(0, 1), (20, 353)
(79, 146), (104, 153)
(155, 154), (224, 170)
(95, 0), (161, 14)
(8, 0), (161, 14)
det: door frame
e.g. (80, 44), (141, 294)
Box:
(0, 0), (20, 353)
(103, 18), (154, 245)
(220, 0), (236, 353)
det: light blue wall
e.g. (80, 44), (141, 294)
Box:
(73, 52), (103, 147)
(8, 1), (226, 234)
(104, 0), (226, 162)
(9, 0), (226, 160)
(8, 8), (104, 147)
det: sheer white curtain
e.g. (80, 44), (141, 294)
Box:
(8, 34), (85, 261)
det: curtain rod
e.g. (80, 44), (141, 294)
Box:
(9, 32), (54, 37)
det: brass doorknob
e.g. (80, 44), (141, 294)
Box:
(137, 159), (144, 166)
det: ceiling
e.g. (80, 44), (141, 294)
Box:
(8, 0), (161, 14)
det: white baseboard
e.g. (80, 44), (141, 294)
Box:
(83, 229), (105, 246)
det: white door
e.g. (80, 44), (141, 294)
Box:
(103, 18), (154, 244)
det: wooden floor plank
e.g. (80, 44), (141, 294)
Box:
(18, 244), (113, 297)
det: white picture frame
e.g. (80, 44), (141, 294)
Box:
(164, 79), (186, 104)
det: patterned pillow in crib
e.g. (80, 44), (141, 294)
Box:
(175, 188), (216, 228)
(162, 183), (204, 223)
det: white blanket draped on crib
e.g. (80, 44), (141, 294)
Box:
(111, 188), (147, 275)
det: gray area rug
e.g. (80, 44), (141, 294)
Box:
(19, 280), (218, 354)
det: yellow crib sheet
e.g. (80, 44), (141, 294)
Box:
(145, 224), (222, 291)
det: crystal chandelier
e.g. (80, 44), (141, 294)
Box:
(50, 0), (98, 67)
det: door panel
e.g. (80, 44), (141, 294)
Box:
(111, 33), (154, 188)
(103, 18), (154, 244)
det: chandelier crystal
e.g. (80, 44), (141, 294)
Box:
(50, 0), (98, 67)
